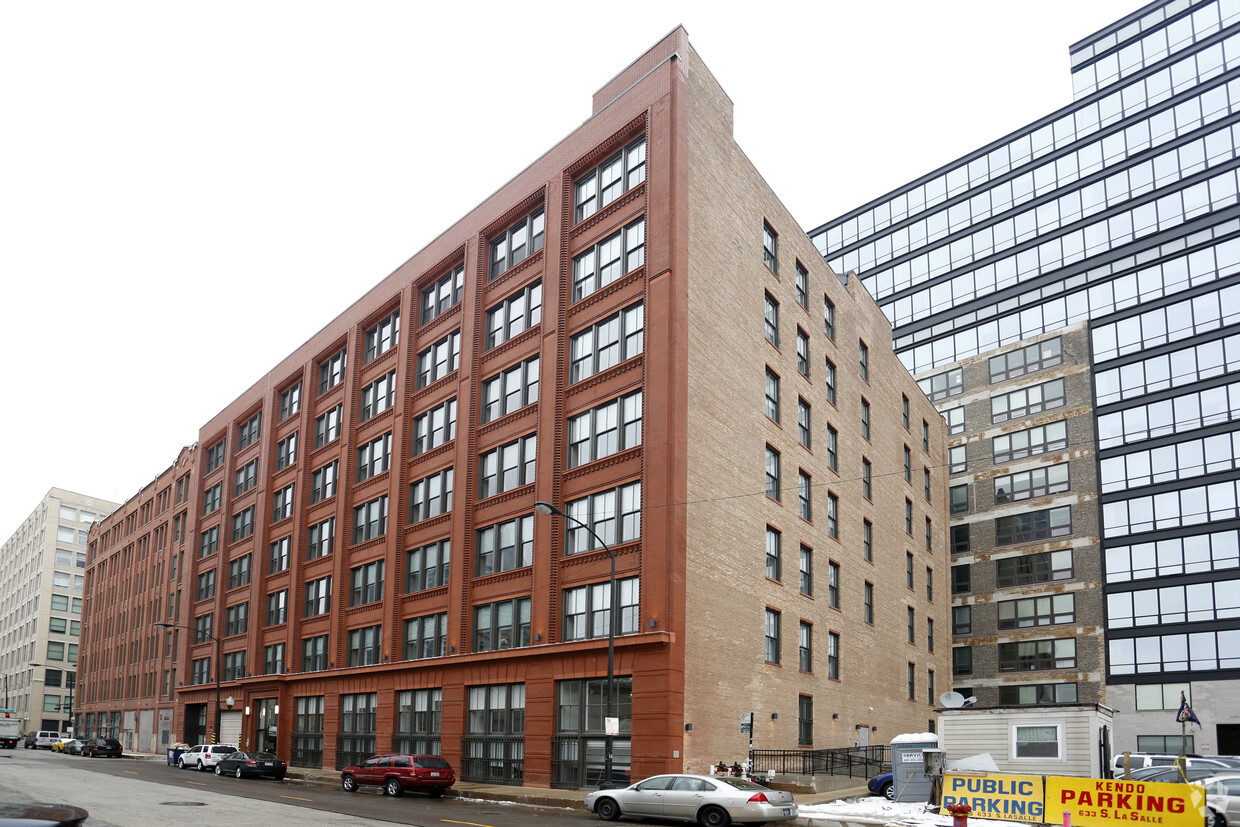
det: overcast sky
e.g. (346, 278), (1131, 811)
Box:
(0, 0), (1139, 535)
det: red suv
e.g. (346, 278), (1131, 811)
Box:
(340, 753), (455, 798)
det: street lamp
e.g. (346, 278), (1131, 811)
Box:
(154, 622), (222, 744)
(534, 500), (619, 790)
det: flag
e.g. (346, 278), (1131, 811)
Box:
(1176, 692), (1201, 727)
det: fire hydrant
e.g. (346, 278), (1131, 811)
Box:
(946, 802), (973, 827)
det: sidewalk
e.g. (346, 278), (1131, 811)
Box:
(129, 750), (870, 812)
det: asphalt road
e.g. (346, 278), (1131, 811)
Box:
(0, 748), (594, 827)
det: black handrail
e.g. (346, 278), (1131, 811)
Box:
(749, 745), (890, 778)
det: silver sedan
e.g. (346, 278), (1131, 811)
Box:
(585, 773), (798, 826)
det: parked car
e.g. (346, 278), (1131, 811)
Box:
(50, 737), (75, 753)
(340, 753), (455, 797)
(1112, 753), (1240, 777)
(23, 730), (61, 749)
(1129, 765), (1223, 783)
(1200, 773), (1240, 827)
(585, 773), (798, 825)
(178, 743), (238, 771)
(214, 751), (287, 780)
(83, 737), (123, 758)
(63, 739), (86, 756)
(868, 771), (894, 800)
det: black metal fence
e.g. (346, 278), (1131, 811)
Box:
(749, 745), (890, 778)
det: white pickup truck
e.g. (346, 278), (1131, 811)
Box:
(0, 710), (19, 749)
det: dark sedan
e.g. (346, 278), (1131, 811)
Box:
(83, 737), (122, 758)
(214, 750), (287, 780)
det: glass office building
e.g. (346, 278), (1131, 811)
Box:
(811, 0), (1240, 755)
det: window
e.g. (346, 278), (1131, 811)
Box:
(992, 378), (1066, 423)
(196, 571), (216, 601)
(1000, 683), (1078, 705)
(907, 606), (916, 643)
(998, 638), (1075, 672)
(416, 330), (461, 388)
(949, 445), (967, 474)
(276, 432), (298, 470)
(954, 646), (973, 676)
(352, 496), (388, 543)
(199, 526), (219, 558)
(823, 295), (835, 340)
(927, 618), (935, 652)
(799, 546), (812, 595)
(206, 439), (226, 472)
(263, 643), (285, 675)
(950, 484), (968, 514)
(903, 395), (910, 430)
(953, 605), (971, 634)
(364, 310), (400, 363)
(202, 483), (222, 515)
(858, 457), (871, 499)
(799, 621), (813, 671)
(765, 369), (781, 422)
(907, 662), (916, 700)
(904, 446), (912, 481)
(926, 517), (933, 551)
(928, 669), (936, 704)
(990, 338), (1062, 383)
(319, 347), (347, 394)
(1134, 683), (1192, 711)
(565, 482), (641, 554)
(945, 407), (965, 435)
(864, 582), (874, 623)
(1014, 725), (1061, 759)
(572, 218), (645, 301)
(304, 576), (332, 618)
(827, 561), (840, 609)
(420, 264), (464, 325)
(482, 357), (539, 422)
(906, 552), (915, 588)
(310, 461), (338, 503)
(796, 261), (809, 308)
(994, 463), (1070, 504)
(824, 359), (837, 404)
(766, 527), (782, 580)
(268, 536), (290, 574)
(404, 613), (448, 660)
(827, 632), (840, 679)
(406, 539), (449, 593)
(764, 609), (781, 664)
(763, 222), (778, 272)
(350, 560), (385, 606)
(231, 507), (255, 542)
(917, 368), (963, 401)
(474, 597), (531, 651)
(798, 695), (813, 746)
(562, 577), (640, 640)
(227, 554), (251, 590)
(764, 292), (780, 347)
(280, 382), (302, 421)
(766, 446), (781, 501)
(952, 564), (971, 594)
(574, 136), (646, 222)
(409, 468), (453, 522)
(569, 391), (642, 468)
(238, 412), (262, 450)
(924, 468), (932, 501)
(222, 650), (247, 682)
(570, 302), (644, 383)
(485, 281), (542, 349)
(272, 484), (295, 522)
(993, 420), (1068, 463)
(998, 594), (1075, 629)
(798, 399), (811, 448)
(826, 493), (839, 539)
(314, 405), (343, 447)
(359, 371), (397, 422)
(995, 506), (1072, 545)
(225, 602), (248, 636)
(266, 590), (288, 626)
(826, 426), (838, 471)
(194, 612), (214, 642)
(475, 515), (535, 575)
(861, 398), (871, 440)
(996, 550), (1073, 587)
(863, 520), (873, 562)
(307, 517), (334, 560)
(412, 397), (458, 454)
(798, 471), (813, 521)
(490, 207), (545, 279)
(797, 329), (810, 377)
(926, 567), (934, 602)
(858, 339), (869, 381)
(356, 433), (393, 482)
(1138, 735), (1197, 754)
(347, 625), (382, 667)
(905, 499), (913, 534)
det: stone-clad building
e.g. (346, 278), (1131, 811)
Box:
(80, 28), (949, 786)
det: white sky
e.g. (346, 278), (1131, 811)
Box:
(0, 0), (1138, 535)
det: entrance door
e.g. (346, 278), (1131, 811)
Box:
(256, 699), (279, 753)
(857, 725), (870, 747)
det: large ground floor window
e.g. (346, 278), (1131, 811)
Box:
(551, 676), (632, 789)
(336, 692), (377, 770)
(291, 695), (324, 768)
(461, 683), (524, 785)
(395, 688), (441, 755)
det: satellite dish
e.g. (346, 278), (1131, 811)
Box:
(940, 691), (966, 708)
(963, 696), (979, 706)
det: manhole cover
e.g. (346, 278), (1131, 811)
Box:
(161, 802), (208, 806)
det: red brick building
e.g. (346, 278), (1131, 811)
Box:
(82, 29), (948, 788)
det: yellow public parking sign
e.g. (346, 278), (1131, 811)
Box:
(944, 773), (1046, 822)
(944, 773), (1205, 827)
